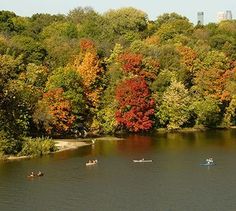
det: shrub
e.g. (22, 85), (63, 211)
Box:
(0, 130), (22, 156)
(19, 137), (57, 157)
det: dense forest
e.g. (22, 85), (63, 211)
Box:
(0, 7), (236, 155)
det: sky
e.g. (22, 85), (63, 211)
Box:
(0, 0), (236, 24)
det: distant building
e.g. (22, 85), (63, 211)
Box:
(225, 10), (232, 20)
(197, 12), (204, 25)
(217, 11), (226, 22)
(217, 10), (233, 22)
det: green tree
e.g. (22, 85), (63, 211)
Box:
(155, 13), (189, 29)
(155, 16), (193, 43)
(104, 7), (148, 44)
(156, 45), (181, 70)
(10, 35), (47, 64)
(190, 97), (221, 127)
(1, 63), (48, 136)
(158, 80), (191, 129)
(96, 68), (124, 134)
(0, 34), (9, 54)
(29, 13), (65, 36)
(41, 21), (79, 67)
(223, 95), (236, 126)
(0, 10), (17, 34)
(11, 16), (31, 34)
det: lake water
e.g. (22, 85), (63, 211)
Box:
(1, 129), (236, 211)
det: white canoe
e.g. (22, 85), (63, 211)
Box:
(86, 160), (98, 166)
(133, 159), (152, 163)
(86, 163), (97, 166)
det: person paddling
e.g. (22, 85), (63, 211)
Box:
(206, 158), (214, 164)
(37, 171), (43, 176)
(30, 172), (35, 177)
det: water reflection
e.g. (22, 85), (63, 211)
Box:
(117, 135), (153, 153)
(80, 129), (236, 156)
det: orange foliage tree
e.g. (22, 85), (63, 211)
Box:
(192, 51), (232, 102)
(33, 88), (76, 135)
(194, 67), (227, 101)
(176, 45), (197, 72)
(118, 52), (159, 81)
(79, 38), (95, 52)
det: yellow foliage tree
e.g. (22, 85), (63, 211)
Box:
(72, 50), (103, 107)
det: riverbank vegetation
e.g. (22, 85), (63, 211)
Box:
(0, 7), (236, 156)
(0, 131), (56, 158)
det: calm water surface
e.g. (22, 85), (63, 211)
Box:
(1, 130), (236, 211)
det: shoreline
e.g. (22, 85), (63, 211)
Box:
(1, 129), (235, 161)
(2, 139), (92, 161)
(54, 139), (91, 152)
(1, 137), (124, 161)
(155, 126), (236, 133)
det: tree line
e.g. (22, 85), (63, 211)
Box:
(0, 7), (236, 142)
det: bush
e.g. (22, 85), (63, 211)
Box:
(19, 137), (57, 157)
(0, 130), (22, 156)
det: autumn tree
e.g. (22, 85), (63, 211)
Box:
(118, 52), (143, 74)
(115, 77), (155, 132)
(176, 45), (197, 72)
(192, 51), (230, 102)
(221, 65), (236, 126)
(223, 67), (236, 101)
(45, 67), (86, 125)
(33, 88), (76, 135)
(72, 47), (104, 107)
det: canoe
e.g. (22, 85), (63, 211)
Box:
(27, 173), (44, 178)
(200, 163), (216, 166)
(133, 159), (152, 163)
(86, 162), (97, 166)
(27, 175), (36, 178)
(86, 160), (98, 166)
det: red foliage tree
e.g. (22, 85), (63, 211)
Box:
(115, 77), (155, 132)
(118, 52), (143, 74)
